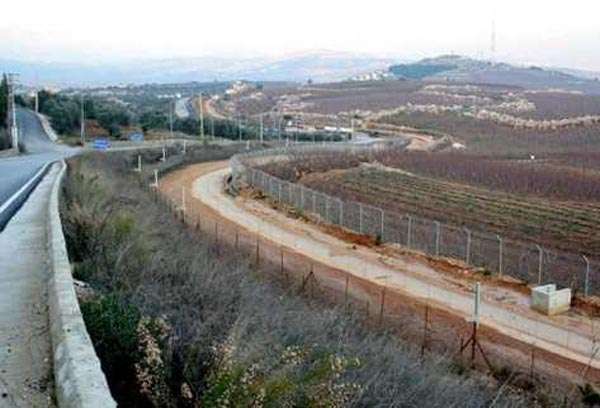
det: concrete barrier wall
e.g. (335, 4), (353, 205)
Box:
(37, 113), (59, 142)
(47, 161), (116, 407)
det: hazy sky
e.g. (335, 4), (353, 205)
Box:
(2, 0), (600, 70)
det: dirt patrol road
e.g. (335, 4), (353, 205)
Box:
(159, 160), (600, 389)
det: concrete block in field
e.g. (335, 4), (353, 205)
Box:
(531, 284), (571, 316)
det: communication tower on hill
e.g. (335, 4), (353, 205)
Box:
(491, 19), (497, 61)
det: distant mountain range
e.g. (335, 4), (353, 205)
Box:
(3, 51), (600, 94)
(0, 51), (397, 87)
(389, 55), (600, 94)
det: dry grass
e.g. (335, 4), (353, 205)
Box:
(60, 148), (540, 407)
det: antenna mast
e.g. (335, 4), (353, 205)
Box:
(491, 19), (497, 61)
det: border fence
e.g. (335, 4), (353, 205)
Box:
(231, 143), (600, 298)
(136, 141), (600, 389)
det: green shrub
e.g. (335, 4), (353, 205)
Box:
(81, 295), (142, 404)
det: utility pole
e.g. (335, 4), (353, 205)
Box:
(169, 98), (174, 140)
(80, 93), (86, 146)
(34, 90), (39, 113)
(7, 73), (19, 150)
(277, 112), (281, 142)
(199, 94), (205, 140)
(260, 113), (264, 143)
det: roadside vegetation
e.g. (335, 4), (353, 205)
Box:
(27, 86), (297, 144)
(34, 90), (133, 137)
(61, 148), (538, 407)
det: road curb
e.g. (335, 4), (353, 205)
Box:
(47, 160), (116, 408)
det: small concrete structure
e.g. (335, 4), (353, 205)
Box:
(531, 284), (571, 316)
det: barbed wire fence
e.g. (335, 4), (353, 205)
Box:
(231, 143), (600, 298)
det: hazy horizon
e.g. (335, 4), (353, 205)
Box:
(2, 0), (600, 72)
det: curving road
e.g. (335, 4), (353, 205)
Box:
(158, 161), (600, 384)
(0, 108), (77, 226)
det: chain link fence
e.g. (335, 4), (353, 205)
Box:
(231, 143), (600, 297)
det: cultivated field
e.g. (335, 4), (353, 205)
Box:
(212, 80), (600, 155)
(378, 111), (600, 155)
(260, 149), (600, 256)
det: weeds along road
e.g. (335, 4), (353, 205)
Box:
(159, 160), (600, 387)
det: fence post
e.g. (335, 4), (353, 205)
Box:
(380, 209), (384, 241)
(433, 221), (440, 256)
(344, 275), (350, 310)
(464, 228), (472, 265)
(379, 287), (386, 326)
(312, 192), (316, 214)
(294, 184), (299, 207)
(153, 169), (159, 188)
(359, 204), (364, 234)
(407, 215), (412, 248)
(301, 186), (305, 210)
(135, 155), (142, 172)
(214, 222), (219, 255)
(497, 235), (503, 277)
(255, 237), (260, 266)
(278, 181), (282, 203)
(536, 245), (543, 285)
(339, 199), (344, 227)
(583, 255), (590, 297)
(325, 195), (330, 222)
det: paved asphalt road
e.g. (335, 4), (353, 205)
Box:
(0, 108), (77, 210)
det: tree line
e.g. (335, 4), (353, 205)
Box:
(34, 91), (132, 136)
